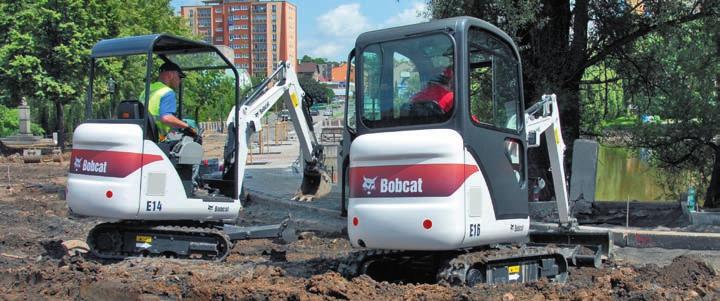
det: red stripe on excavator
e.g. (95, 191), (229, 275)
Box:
(349, 164), (479, 198)
(68, 149), (163, 178)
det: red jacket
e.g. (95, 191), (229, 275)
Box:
(410, 84), (454, 113)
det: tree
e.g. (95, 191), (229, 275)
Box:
(628, 18), (720, 207)
(182, 70), (236, 122)
(0, 0), (112, 149)
(298, 75), (334, 103)
(0, 0), (192, 148)
(300, 55), (338, 66)
(426, 0), (719, 142)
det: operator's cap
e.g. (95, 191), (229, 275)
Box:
(159, 61), (186, 78)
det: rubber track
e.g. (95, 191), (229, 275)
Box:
(338, 246), (567, 286)
(436, 245), (567, 286)
(87, 222), (232, 261)
(336, 249), (402, 278)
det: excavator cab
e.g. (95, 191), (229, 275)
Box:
(67, 34), (245, 223)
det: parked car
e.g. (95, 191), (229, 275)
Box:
(323, 110), (332, 117)
(310, 108), (320, 116)
(279, 109), (290, 121)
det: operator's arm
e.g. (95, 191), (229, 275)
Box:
(160, 114), (190, 129)
(158, 91), (190, 129)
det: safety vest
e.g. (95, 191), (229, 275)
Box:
(140, 82), (173, 139)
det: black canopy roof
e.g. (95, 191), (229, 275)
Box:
(90, 34), (233, 71)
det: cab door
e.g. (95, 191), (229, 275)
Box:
(462, 27), (528, 220)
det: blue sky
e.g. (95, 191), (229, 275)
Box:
(171, 0), (428, 61)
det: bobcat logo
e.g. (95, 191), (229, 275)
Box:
(362, 176), (377, 195)
(73, 157), (82, 171)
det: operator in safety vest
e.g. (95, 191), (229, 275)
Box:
(140, 61), (197, 142)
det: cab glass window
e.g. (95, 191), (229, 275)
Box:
(360, 34), (454, 128)
(468, 28), (521, 131)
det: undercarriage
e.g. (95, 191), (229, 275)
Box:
(87, 219), (295, 261)
(338, 243), (604, 286)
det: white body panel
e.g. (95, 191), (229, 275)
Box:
(347, 129), (527, 250)
(67, 123), (241, 222)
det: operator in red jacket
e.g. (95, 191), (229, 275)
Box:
(410, 66), (454, 114)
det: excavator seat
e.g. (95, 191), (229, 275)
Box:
(116, 99), (159, 142)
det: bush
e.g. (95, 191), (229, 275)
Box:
(0, 104), (45, 137)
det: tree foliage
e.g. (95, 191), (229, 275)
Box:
(300, 55), (338, 65)
(426, 0), (719, 141)
(0, 0), (191, 148)
(183, 70), (237, 122)
(0, 104), (44, 137)
(425, 0), (720, 203)
(627, 18), (720, 207)
(298, 75), (335, 103)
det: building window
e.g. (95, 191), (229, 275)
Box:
(272, 5), (276, 12)
(215, 18), (222, 22)
(241, 44), (249, 49)
(215, 27), (223, 32)
(240, 24), (248, 29)
(240, 15), (248, 20)
(272, 25), (276, 32)
(215, 8), (222, 13)
(272, 34), (276, 42)
(242, 34), (249, 40)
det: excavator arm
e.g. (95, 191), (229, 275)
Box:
(226, 61), (331, 202)
(525, 94), (612, 260)
(525, 94), (575, 228)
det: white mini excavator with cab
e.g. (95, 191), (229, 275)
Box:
(336, 17), (611, 285)
(66, 35), (330, 261)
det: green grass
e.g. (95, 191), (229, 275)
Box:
(600, 116), (637, 130)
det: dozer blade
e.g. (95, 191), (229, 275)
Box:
(529, 225), (613, 260)
(292, 167), (332, 202)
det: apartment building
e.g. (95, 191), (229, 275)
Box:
(181, 0), (297, 78)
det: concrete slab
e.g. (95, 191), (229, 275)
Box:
(533, 222), (720, 253)
(610, 227), (720, 250)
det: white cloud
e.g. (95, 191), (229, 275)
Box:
(381, 2), (428, 29)
(308, 42), (345, 59)
(303, 2), (429, 61)
(316, 4), (371, 38)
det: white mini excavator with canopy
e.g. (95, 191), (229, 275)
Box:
(66, 35), (330, 260)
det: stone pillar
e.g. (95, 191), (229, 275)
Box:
(18, 99), (31, 136)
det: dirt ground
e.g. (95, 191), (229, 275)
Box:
(1, 160), (720, 300)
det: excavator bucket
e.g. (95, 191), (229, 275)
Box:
(292, 166), (332, 202)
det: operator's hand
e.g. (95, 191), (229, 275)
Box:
(182, 126), (198, 138)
